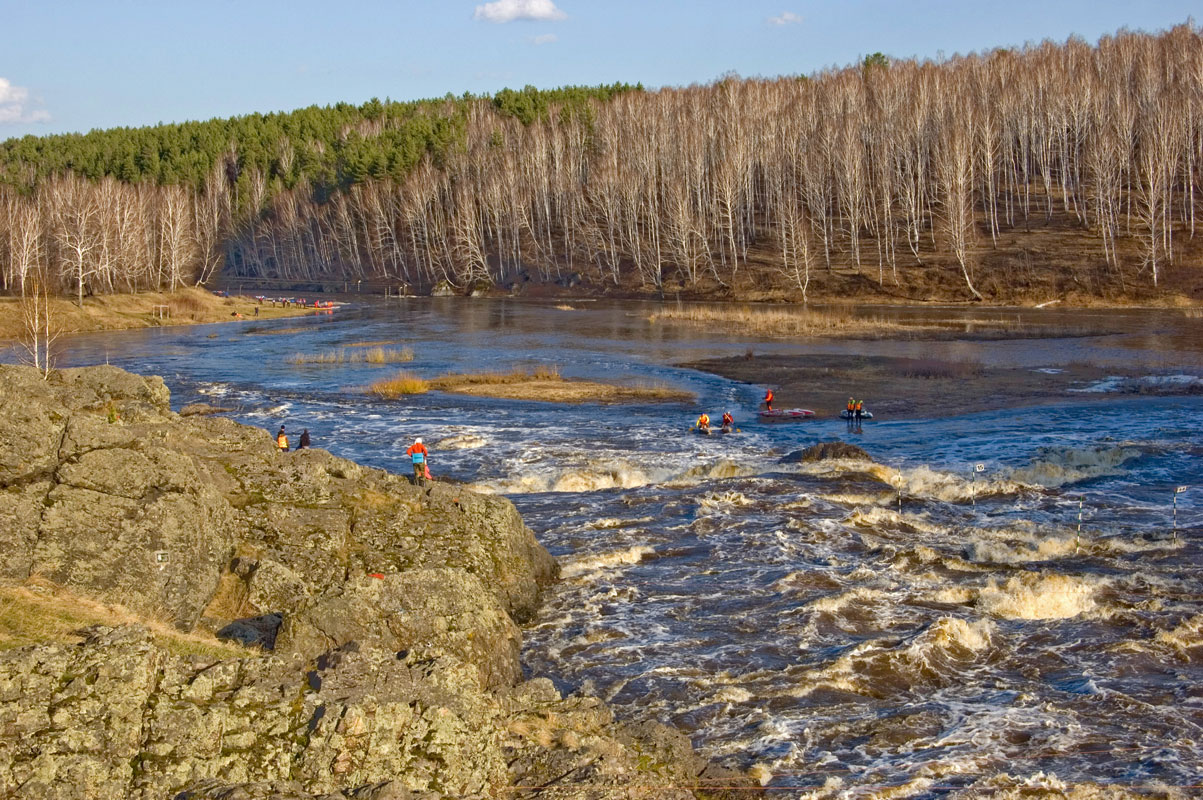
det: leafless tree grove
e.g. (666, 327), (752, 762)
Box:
(3, 26), (1202, 300)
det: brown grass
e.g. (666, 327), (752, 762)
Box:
(369, 365), (693, 404)
(287, 346), (414, 365)
(427, 365), (562, 388)
(649, 304), (930, 338)
(0, 579), (251, 659)
(0, 287), (315, 342)
(369, 371), (431, 397)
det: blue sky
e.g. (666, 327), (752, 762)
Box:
(0, 0), (1196, 139)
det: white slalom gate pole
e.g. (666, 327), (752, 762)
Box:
(971, 463), (985, 510)
(1174, 486), (1188, 542)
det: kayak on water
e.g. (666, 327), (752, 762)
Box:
(840, 410), (874, 420)
(695, 426), (713, 435)
(720, 424), (735, 434)
(759, 408), (815, 421)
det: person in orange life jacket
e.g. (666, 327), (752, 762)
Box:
(696, 413), (711, 433)
(847, 397), (855, 414)
(764, 389), (774, 410)
(721, 412), (734, 429)
(406, 437), (430, 485)
(854, 399), (864, 422)
(276, 426), (289, 452)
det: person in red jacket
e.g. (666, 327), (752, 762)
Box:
(406, 437), (430, 486)
(763, 389), (774, 411)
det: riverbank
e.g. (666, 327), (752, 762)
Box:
(0, 287), (317, 342)
(680, 352), (1203, 420)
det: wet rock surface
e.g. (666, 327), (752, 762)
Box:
(0, 365), (745, 799)
(781, 440), (873, 463)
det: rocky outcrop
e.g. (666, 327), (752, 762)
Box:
(0, 364), (554, 644)
(780, 440), (872, 463)
(0, 365), (744, 799)
(0, 626), (735, 799)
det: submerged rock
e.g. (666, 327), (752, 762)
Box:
(781, 440), (873, 463)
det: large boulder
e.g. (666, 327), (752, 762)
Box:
(276, 569), (524, 689)
(780, 440), (872, 463)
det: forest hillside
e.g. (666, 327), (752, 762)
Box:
(2, 25), (1202, 304)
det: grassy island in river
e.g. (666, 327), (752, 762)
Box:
(370, 366), (695, 404)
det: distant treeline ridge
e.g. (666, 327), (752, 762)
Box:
(1, 26), (1201, 301)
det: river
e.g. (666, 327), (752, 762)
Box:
(15, 298), (1203, 797)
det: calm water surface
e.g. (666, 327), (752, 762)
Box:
(19, 299), (1203, 797)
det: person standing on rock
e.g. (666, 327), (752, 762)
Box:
(276, 425), (289, 452)
(406, 437), (430, 486)
(298, 429), (311, 449)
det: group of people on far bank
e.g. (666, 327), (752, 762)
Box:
(277, 424), (433, 487)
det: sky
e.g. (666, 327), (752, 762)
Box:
(0, 0), (1197, 140)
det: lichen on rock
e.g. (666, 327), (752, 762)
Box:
(0, 365), (745, 799)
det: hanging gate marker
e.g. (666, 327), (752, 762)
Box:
(1174, 485), (1189, 542)
(1076, 497), (1083, 553)
(970, 463), (985, 509)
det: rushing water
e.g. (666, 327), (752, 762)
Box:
(15, 298), (1203, 797)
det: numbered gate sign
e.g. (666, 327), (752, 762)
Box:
(1177, 486), (1189, 494)
(974, 464), (986, 473)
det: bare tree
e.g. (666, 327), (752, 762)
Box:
(18, 274), (58, 378)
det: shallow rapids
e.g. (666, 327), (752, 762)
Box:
(23, 298), (1203, 796)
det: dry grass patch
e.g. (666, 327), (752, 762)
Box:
(369, 365), (692, 403)
(427, 365), (562, 389)
(370, 371), (431, 398)
(0, 287), (313, 341)
(446, 379), (693, 403)
(287, 346), (413, 365)
(0, 580), (252, 660)
(649, 304), (932, 338)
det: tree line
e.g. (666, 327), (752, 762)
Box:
(1, 26), (1200, 302)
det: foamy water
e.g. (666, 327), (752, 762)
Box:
(36, 298), (1203, 797)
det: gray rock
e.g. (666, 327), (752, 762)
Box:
(781, 440), (872, 463)
(0, 365), (742, 799)
(276, 570), (523, 689)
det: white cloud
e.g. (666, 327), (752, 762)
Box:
(0, 77), (50, 124)
(768, 11), (803, 26)
(530, 33), (558, 45)
(474, 0), (566, 23)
